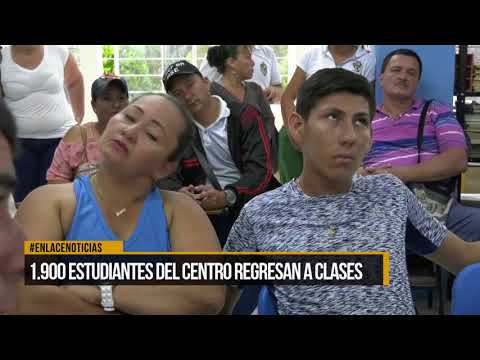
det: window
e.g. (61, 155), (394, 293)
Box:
(270, 45), (289, 88)
(102, 45), (302, 96)
(102, 45), (212, 97)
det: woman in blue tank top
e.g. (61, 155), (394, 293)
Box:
(14, 94), (225, 315)
(66, 173), (171, 252)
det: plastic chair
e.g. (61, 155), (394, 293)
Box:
(451, 263), (480, 315)
(257, 285), (278, 315)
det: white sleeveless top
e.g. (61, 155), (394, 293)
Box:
(0, 45), (76, 139)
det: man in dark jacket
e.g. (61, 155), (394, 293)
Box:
(158, 60), (278, 245)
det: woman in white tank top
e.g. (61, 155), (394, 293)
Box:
(0, 45), (85, 203)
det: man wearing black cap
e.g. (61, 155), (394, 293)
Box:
(159, 60), (278, 246)
(91, 76), (128, 99)
(90, 75), (129, 130)
(47, 75), (129, 183)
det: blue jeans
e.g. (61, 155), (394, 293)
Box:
(14, 138), (61, 202)
(407, 198), (480, 252)
(446, 198), (480, 242)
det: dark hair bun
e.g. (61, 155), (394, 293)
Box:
(207, 46), (227, 69)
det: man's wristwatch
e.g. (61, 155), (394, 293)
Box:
(98, 285), (115, 312)
(224, 189), (237, 207)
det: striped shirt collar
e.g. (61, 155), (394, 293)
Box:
(376, 98), (424, 118)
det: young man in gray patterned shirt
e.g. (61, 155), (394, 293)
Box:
(224, 68), (480, 315)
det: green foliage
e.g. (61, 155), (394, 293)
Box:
(102, 45), (114, 75)
(269, 45), (289, 87)
(271, 45), (287, 58)
(102, 45), (161, 95)
(279, 58), (289, 88)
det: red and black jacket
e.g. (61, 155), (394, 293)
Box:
(157, 101), (280, 212)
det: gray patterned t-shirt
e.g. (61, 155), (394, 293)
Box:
(224, 174), (448, 315)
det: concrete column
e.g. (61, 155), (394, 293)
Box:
(78, 45), (104, 123)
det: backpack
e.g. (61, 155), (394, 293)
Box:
(410, 99), (469, 222)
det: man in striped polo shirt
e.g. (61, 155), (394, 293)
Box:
(362, 48), (480, 242)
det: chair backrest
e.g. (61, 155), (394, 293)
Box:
(451, 263), (480, 315)
(258, 285), (278, 315)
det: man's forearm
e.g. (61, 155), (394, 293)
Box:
(391, 149), (468, 183)
(114, 285), (225, 315)
(280, 93), (296, 128)
(67, 80), (85, 122)
(270, 85), (283, 104)
(427, 232), (480, 276)
(463, 242), (480, 270)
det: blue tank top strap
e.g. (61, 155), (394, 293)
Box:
(66, 175), (171, 252)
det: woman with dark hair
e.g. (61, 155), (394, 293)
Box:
(14, 94), (225, 315)
(207, 45), (278, 170)
(47, 75), (129, 183)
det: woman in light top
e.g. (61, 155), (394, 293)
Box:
(0, 45), (85, 202)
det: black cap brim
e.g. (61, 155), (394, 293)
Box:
(164, 71), (198, 92)
(92, 78), (129, 99)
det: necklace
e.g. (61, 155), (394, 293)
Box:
(91, 174), (128, 217)
(296, 178), (338, 238)
(327, 227), (337, 237)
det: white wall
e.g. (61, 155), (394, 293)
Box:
(78, 45), (103, 123)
